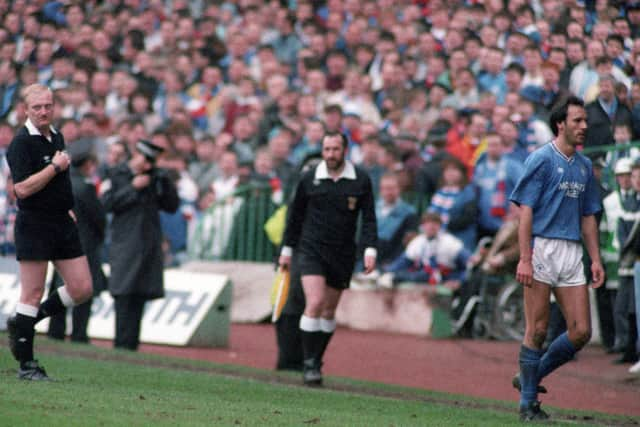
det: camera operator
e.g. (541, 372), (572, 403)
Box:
(101, 139), (179, 351)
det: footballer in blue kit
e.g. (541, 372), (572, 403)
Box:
(511, 138), (602, 242)
(509, 96), (605, 422)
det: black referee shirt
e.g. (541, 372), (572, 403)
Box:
(6, 120), (74, 214)
(282, 160), (377, 256)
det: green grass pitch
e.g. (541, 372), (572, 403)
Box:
(0, 337), (633, 426)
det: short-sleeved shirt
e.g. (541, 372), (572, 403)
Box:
(6, 120), (74, 214)
(509, 142), (601, 242)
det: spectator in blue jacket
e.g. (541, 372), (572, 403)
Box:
(472, 132), (523, 240)
(429, 159), (477, 251)
(371, 173), (419, 268)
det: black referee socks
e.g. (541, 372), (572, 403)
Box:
(36, 290), (66, 323)
(14, 313), (36, 366)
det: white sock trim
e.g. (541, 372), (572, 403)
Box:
(299, 315), (321, 332)
(58, 285), (75, 307)
(16, 303), (38, 318)
(319, 318), (336, 333)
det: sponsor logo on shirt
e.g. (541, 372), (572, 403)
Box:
(558, 181), (585, 198)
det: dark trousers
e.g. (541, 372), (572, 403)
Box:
(114, 295), (147, 351)
(594, 286), (617, 350)
(48, 300), (93, 343)
(47, 271), (93, 343)
(614, 276), (635, 350)
(276, 314), (303, 371)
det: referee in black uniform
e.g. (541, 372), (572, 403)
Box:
(279, 132), (377, 386)
(5, 84), (93, 380)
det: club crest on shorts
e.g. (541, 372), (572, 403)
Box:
(347, 196), (357, 210)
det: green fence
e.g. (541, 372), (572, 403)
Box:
(188, 182), (278, 263)
(222, 182), (278, 262)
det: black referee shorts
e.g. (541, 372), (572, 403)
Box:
(297, 246), (356, 290)
(15, 211), (84, 261)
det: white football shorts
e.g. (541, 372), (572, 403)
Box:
(532, 236), (586, 287)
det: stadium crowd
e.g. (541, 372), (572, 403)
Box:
(1, 0), (640, 369)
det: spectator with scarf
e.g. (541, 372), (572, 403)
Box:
(472, 133), (523, 240)
(428, 158), (477, 251)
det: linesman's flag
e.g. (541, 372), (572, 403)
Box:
(270, 267), (290, 323)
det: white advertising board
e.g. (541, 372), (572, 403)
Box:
(0, 257), (231, 347)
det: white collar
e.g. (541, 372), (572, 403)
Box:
(314, 160), (356, 181)
(25, 118), (57, 137)
(550, 140), (574, 163)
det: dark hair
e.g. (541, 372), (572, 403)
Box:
(439, 158), (468, 187)
(549, 96), (584, 136)
(379, 30), (396, 43)
(421, 212), (442, 224)
(606, 34), (624, 47)
(516, 4), (535, 18)
(614, 122), (631, 132)
(126, 29), (146, 51)
(613, 16), (630, 25)
(355, 43), (375, 54)
(567, 37), (585, 49)
(323, 131), (349, 148)
(323, 104), (343, 115)
(505, 62), (525, 76)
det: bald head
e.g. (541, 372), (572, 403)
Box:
(23, 83), (53, 106)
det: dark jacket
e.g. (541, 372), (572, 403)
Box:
(621, 194), (640, 269)
(102, 163), (179, 299)
(584, 98), (633, 150)
(70, 168), (107, 294)
(415, 151), (456, 198)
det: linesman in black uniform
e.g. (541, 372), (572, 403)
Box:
(279, 132), (377, 386)
(5, 84), (93, 380)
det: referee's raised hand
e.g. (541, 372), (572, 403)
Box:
(52, 150), (70, 172)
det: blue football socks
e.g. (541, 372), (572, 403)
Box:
(519, 345), (544, 408)
(537, 332), (576, 381)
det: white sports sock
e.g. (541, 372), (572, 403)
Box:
(16, 303), (38, 318)
(299, 315), (321, 332)
(319, 318), (336, 333)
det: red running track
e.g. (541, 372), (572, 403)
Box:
(96, 323), (640, 417)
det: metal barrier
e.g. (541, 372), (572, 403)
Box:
(222, 182), (277, 262)
(188, 182), (277, 263)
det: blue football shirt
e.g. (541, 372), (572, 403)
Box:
(509, 142), (602, 242)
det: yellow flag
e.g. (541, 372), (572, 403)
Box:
(271, 267), (290, 323)
(264, 206), (287, 245)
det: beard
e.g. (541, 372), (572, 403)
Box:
(325, 157), (344, 172)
